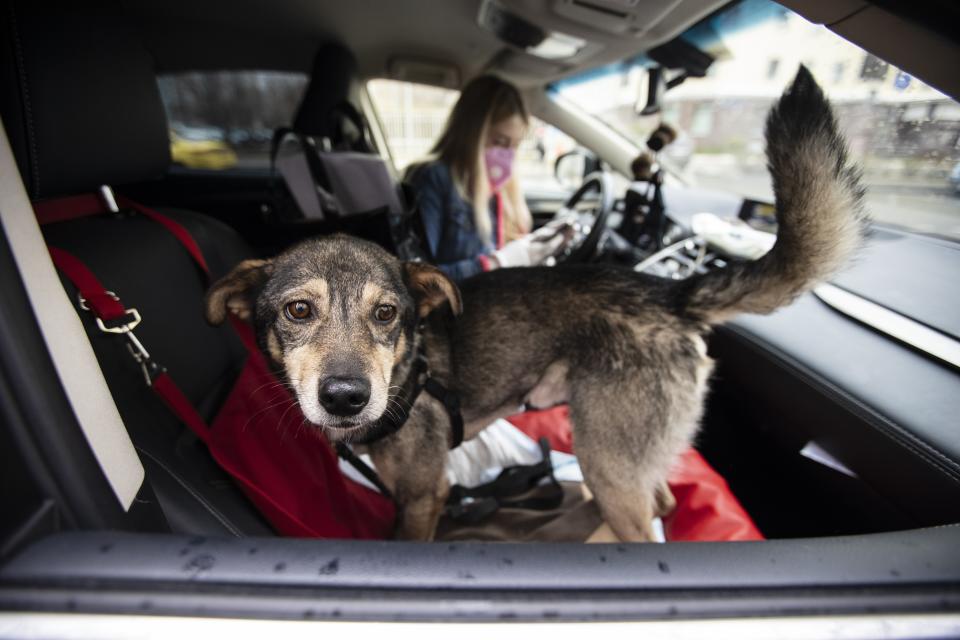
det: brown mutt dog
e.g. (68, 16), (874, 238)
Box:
(205, 67), (866, 541)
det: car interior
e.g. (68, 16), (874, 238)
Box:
(1, 0), (959, 627)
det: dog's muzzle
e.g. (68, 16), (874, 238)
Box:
(318, 376), (371, 417)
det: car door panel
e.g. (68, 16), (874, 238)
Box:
(708, 291), (960, 533)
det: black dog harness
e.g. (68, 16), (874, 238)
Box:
(351, 351), (464, 448)
(335, 343), (464, 500)
(445, 437), (562, 524)
(334, 338), (562, 525)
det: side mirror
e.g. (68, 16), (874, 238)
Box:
(554, 148), (600, 191)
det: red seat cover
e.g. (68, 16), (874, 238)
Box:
(508, 406), (764, 541)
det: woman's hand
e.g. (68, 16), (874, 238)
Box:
(490, 225), (570, 268)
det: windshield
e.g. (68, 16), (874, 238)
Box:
(553, 0), (960, 241)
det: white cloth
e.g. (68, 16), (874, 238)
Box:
(341, 418), (666, 543)
(445, 420), (665, 543)
(339, 420), (580, 492)
(445, 419), (583, 487)
(691, 211), (776, 259)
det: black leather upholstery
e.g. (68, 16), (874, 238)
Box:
(43, 209), (274, 537)
(291, 42), (357, 139)
(832, 228), (960, 341)
(1, 0), (273, 536)
(714, 290), (960, 529)
(1, 0), (170, 199)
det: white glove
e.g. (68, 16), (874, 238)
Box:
(491, 225), (568, 268)
(548, 207), (579, 227)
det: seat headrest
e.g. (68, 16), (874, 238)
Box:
(0, 0), (170, 199)
(291, 42), (358, 138)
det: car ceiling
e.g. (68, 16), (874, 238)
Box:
(121, 0), (729, 88)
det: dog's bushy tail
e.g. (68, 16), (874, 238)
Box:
(681, 65), (867, 324)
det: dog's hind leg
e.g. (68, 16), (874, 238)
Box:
(569, 333), (711, 542)
(654, 480), (677, 518)
(577, 443), (660, 542)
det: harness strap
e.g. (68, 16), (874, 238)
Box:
(47, 247), (127, 321)
(42, 193), (217, 446)
(152, 372), (212, 445)
(34, 193), (111, 224)
(335, 443), (393, 500)
(35, 194), (211, 275)
(117, 195), (210, 274)
(445, 438), (564, 524)
(48, 245), (213, 445)
(336, 350), (464, 501)
(424, 378), (464, 449)
(348, 354), (428, 446)
(348, 354), (463, 450)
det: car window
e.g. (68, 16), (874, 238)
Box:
(157, 71), (308, 171)
(367, 79), (577, 193)
(553, 0), (960, 240)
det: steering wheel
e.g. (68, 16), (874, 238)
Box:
(550, 171), (615, 264)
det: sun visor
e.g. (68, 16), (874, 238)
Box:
(491, 51), (568, 79)
(388, 59), (460, 90)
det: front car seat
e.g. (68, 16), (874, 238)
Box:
(0, 0), (275, 536)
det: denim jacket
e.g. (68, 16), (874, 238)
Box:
(408, 161), (496, 283)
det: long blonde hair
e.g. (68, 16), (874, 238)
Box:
(420, 75), (533, 246)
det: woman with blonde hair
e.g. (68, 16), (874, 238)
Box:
(407, 75), (568, 282)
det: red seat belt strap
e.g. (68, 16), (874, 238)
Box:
(33, 193), (106, 225)
(117, 196), (210, 275)
(41, 194), (236, 444)
(48, 245), (213, 443)
(35, 192), (211, 276)
(152, 373), (212, 445)
(48, 248), (129, 321)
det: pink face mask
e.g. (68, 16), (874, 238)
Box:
(484, 146), (515, 191)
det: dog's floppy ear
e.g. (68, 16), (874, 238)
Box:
(205, 259), (273, 325)
(403, 262), (462, 317)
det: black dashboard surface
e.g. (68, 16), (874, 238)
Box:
(718, 222), (960, 527)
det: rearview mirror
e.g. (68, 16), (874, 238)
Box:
(638, 66), (666, 116)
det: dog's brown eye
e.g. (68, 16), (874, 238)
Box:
(284, 300), (312, 321)
(374, 304), (397, 323)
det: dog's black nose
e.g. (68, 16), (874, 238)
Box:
(318, 376), (371, 416)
